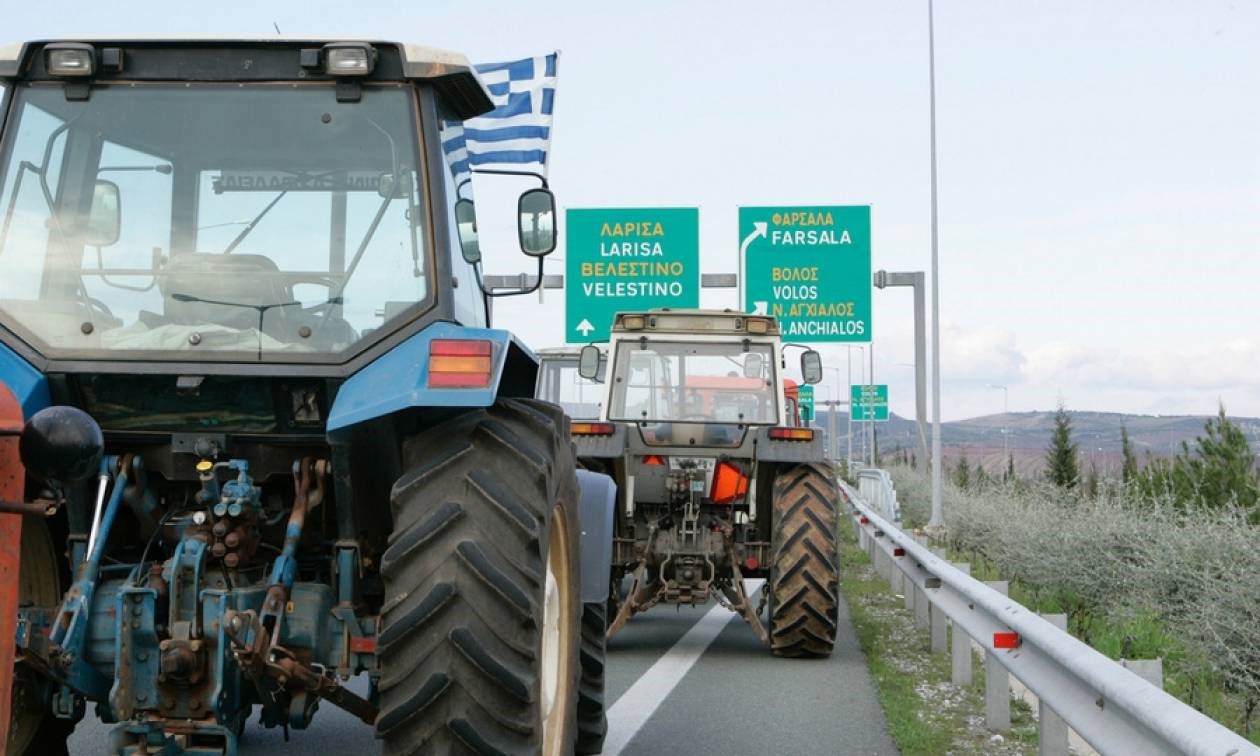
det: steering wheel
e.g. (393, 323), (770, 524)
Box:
(83, 295), (123, 329)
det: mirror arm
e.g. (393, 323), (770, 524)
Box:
(472, 168), (548, 189)
(479, 256), (545, 298)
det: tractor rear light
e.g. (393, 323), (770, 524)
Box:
(427, 339), (493, 388)
(768, 427), (814, 441)
(993, 632), (1021, 649)
(323, 43), (376, 76)
(349, 636), (377, 654)
(642, 455), (666, 466)
(571, 422), (616, 436)
(710, 461), (749, 505)
(744, 556), (759, 570)
(46, 44), (95, 77)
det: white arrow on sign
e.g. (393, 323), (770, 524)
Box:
(752, 301), (768, 315)
(575, 319), (595, 336)
(738, 222), (768, 309)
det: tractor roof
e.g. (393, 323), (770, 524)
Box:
(0, 38), (493, 118)
(610, 309), (781, 337)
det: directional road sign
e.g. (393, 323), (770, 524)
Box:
(798, 384), (815, 423)
(566, 208), (699, 342)
(850, 384), (888, 422)
(741, 205), (871, 342)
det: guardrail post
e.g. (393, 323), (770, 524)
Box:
(890, 553), (904, 595)
(984, 580), (1011, 732)
(911, 535), (930, 629)
(1038, 613), (1069, 756)
(929, 547), (948, 653)
(950, 563), (972, 685)
(1121, 658), (1164, 689)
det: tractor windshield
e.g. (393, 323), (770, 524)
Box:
(0, 83), (431, 361)
(608, 340), (778, 424)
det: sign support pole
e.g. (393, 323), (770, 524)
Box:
(846, 347), (853, 472)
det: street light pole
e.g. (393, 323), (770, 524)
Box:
(869, 343), (876, 466)
(927, 0), (945, 531)
(823, 366), (845, 462)
(988, 384), (1009, 461)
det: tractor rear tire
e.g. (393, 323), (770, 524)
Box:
(767, 464), (841, 658)
(8, 516), (71, 756)
(575, 602), (608, 754)
(376, 399), (581, 755)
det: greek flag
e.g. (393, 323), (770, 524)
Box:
(443, 53), (558, 185)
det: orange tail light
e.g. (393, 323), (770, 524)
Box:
(428, 339), (493, 388)
(710, 461), (749, 505)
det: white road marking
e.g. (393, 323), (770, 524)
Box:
(602, 580), (764, 755)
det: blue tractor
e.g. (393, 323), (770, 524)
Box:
(0, 38), (613, 755)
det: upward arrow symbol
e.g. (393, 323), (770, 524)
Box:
(575, 319), (595, 336)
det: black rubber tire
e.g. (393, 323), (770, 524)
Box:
(575, 602), (608, 755)
(376, 399), (582, 755)
(8, 516), (71, 756)
(767, 464), (841, 658)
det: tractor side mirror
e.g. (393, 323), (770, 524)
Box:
(578, 345), (601, 381)
(86, 180), (121, 247)
(518, 188), (556, 257)
(454, 198), (481, 265)
(801, 349), (823, 385)
(377, 171), (412, 199)
(19, 406), (104, 492)
(743, 352), (764, 380)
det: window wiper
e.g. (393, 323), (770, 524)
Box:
(170, 292), (306, 359)
(221, 191), (287, 254)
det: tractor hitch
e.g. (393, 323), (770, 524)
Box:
(225, 608), (378, 726)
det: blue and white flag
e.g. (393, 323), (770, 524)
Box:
(443, 52), (558, 185)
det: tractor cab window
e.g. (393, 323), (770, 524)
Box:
(608, 341), (779, 425)
(536, 355), (605, 420)
(0, 83), (433, 361)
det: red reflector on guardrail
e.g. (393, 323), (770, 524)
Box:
(893, 547), (905, 557)
(859, 516), (870, 524)
(993, 632), (1020, 649)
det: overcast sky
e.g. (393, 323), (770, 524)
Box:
(7, 1), (1258, 420)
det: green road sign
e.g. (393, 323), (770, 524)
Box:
(566, 208), (699, 343)
(851, 384), (888, 422)
(740, 205), (871, 342)
(798, 384), (815, 423)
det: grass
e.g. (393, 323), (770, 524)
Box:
(839, 533), (1037, 755)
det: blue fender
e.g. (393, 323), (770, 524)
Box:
(327, 322), (536, 434)
(575, 469), (616, 604)
(0, 340), (50, 419)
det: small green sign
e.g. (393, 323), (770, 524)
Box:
(850, 384), (889, 422)
(798, 384), (815, 423)
(740, 205), (871, 342)
(565, 208), (700, 343)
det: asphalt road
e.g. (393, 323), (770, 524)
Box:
(68, 588), (896, 755)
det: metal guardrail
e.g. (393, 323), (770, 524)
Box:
(856, 468), (900, 525)
(841, 475), (1259, 756)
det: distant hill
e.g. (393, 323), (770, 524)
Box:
(810, 408), (1260, 477)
